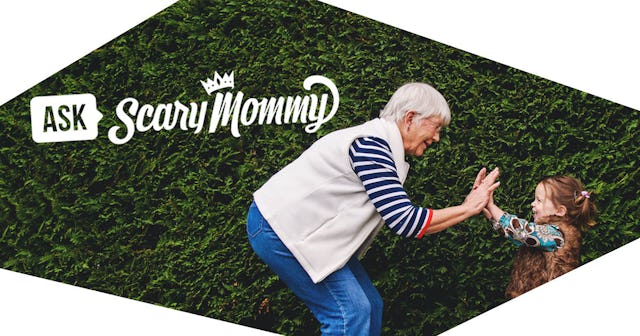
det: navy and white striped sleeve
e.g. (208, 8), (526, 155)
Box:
(349, 136), (433, 238)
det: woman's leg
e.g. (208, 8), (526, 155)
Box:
(345, 258), (383, 335)
(247, 201), (377, 335)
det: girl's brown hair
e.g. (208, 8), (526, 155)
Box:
(538, 175), (597, 230)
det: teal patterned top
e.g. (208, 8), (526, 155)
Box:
(492, 213), (565, 252)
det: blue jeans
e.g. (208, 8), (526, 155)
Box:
(247, 201), (383, 335)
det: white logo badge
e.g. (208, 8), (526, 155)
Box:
(30, 94), (103, 143)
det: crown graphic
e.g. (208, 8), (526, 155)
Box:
(201, 71), (235, 95)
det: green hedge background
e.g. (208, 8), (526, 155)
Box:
(1, 0), (638, 335)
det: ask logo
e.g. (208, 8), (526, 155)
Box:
(30, 93), (103, 143)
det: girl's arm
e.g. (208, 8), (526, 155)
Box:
(493, 213), (565, 252)
(485, 196), (505, 222)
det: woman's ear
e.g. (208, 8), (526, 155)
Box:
(403, 111), (416, 128)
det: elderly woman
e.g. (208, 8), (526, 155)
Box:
(247, 83), (499, 335)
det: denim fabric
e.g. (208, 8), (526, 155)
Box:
(247, 201), (382, 335)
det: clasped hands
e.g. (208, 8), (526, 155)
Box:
(463, 167), (500, 216)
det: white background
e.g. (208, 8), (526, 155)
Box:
(1, 1), (638, 335)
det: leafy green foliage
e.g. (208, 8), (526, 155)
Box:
(1, 1), (638, 335)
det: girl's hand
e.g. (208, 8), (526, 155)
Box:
(482, 208), (493, 220)
(482, 190), (496, 220)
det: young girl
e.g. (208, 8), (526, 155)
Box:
(483, 175), (597, 298)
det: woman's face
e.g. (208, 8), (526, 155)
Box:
(531, 182), (560, 222)
(401, 114), (443, 157)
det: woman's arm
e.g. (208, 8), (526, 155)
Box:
(350, 137), (499, 238)
(350, 137), (432, 238)
(422, 205), (476, 234)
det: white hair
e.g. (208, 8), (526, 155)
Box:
(379, 82), (451, 126)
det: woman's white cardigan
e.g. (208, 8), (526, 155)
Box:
(254, 118), (409, 283)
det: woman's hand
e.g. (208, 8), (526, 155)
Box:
(424, 167), (500, 234)
(472, 168), (499, 220)
(463, 167), (500, 215)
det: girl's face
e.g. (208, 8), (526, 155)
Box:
(531, 182), (561, 222)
